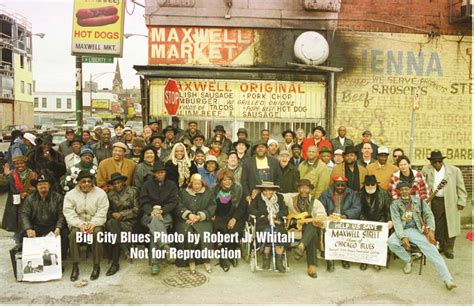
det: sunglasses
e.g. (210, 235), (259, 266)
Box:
(432, 160), (443, 164)
(335, 183), (346, 187)
(365, 183), (376, 186)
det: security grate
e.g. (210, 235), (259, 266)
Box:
(161, 270), (208, 288)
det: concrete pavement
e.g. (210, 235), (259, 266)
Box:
(0, 192), (472, 304)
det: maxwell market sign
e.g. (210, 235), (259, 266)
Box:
(148, 26), (255, 65)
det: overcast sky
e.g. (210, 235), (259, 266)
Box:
(3, 0), (148, 91)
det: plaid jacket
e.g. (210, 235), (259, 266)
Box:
(389, 169), (429, 201)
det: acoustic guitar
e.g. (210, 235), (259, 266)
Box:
(286, 212), (341, 232)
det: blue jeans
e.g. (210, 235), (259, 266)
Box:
(388, 228), (453, 282)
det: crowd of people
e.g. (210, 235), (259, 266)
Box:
(0, 117), (467, 290)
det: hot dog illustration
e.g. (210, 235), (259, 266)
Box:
(76, 6), (119, 27)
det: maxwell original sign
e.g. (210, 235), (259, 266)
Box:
(71, 0), (126, 56)
(148, 27), (255, 65)
(150, 79), (326, 119)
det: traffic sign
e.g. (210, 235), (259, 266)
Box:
(82, 56), (114, 64)
(164, 79), (180, 115)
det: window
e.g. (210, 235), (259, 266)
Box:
(20, 56), (24, 69)
(27, 59), (32, 72)
(42, 97), (47, 108)
(27, 83), (32, 95)
(34, 97), (38, 107)
(67, 98), (72, 109)
(20, 81), (25, 94)
(56, 98), (61, 109)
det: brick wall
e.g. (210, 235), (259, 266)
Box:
(338, 0), (471, 35)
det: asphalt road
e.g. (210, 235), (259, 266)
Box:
(0, 191), (472, 304)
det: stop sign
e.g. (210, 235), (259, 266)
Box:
(164, 79), (180, 115)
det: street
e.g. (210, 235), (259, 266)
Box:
(0, 191), (472, 304)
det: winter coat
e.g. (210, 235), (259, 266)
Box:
(175, 187), (216, 251)
(366, 162), (399, 190)
(21, 191), (65, 231)
(331, 162), (368, 191)
(298, 159), (330, 199)
(212, 183), (246, 233)
(248, 193), (288, 232)
(1, 169), (36, 232)
(330, 137), (354, 153)
(422, 164), (467, 238)
(139, 178), (179, 216)
(165, 160), (198, 189)
(107, 186), (140, 232)
(359, 188), (392, 222)
(133, 162), (154, 191)
(91, 141), (112, 164)
(28, 147), (66, 193)
(63, 186), (109, 228)
(319, 187), (361, 219)
(389, 169), (429, 201)
(58, 140), (73, 156)
(280, 163), (300, 193)
(241, 156), (282, 198)
(96, 157), (136, 190)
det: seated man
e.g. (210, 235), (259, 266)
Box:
(388, 181), (456, 290)
(359, 175), (392, 271)
(283, 179), (327, 278)
(319, 176), (361, 271)
(139, 162), (179, 275)
(62, 147), (98, 193)
(63, 170), (109, 281)
(105, 172), (140, 276)
(21, 172), (68, 258)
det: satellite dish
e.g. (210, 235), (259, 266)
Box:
(294, 31), (329, 65)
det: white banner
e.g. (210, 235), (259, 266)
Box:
(324, 220), (389, 266)
(21, 235), (62, 282)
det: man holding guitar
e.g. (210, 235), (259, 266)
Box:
(282, 179), (331, 278)
(422, 150), (467, 259)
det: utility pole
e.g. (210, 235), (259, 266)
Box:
(89, 73), (93, 117)
(409, 89), (420, 161)
(75, 57), (83, 133)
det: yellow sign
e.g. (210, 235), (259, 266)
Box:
(71, 0), (125, 56)
(150, 79), (326, 119)
(92, 99), (109, 109)
(334, 31), (472, 165)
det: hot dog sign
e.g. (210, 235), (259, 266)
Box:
(71, 0), (125, 57)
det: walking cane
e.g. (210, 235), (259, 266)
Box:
(268, 204), (276, 272)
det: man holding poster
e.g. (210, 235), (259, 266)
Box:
(387, 181), (456, 290)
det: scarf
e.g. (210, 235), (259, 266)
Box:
(12, 170), (25, 194)
(345, 162), (360, 191)
(177, 159), (191, 187)
(262, 192), (279, 216)
(296, 196), (311, 213)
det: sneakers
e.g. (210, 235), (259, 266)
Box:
(403, 261), (412, 274)
(444, 280), (457, 290)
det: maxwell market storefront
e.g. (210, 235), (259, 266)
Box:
(135, 26), (337, 143)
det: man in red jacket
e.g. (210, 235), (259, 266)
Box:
(302, 126), (333, 159)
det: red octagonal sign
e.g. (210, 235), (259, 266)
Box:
(164, 79), (180, 116)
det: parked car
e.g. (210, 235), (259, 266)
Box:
(0, 124), (30, 142)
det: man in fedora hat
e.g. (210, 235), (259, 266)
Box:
(290, 143), (304, 168)
(421, 150), (467, 259)
(105, 172), (140, 276)
(388, 181), (456, 290)
(28, 135), (66, 194)
(22, 172), (68, 258)
(58, 129), (76, 156)
(63, 169), (109, 281)
(248, 181), (288, 272)
(91, 127), (113, 164)
(359, 174), (392, 271)
(148, 118), (162, 135)
(236, 127), (252, 148)
(64, 135), (85, 170)
(279, 130), (295, 156)
(283, 179), (327, 278)
(96, 142), (136, 191)
(367, 147), (398, 191)
(140, 161), (179, 275)
(62, 147), (98, 193)
(298, 145), (331, 199)
(331, 145), (367, 192)
(301, 126), (333, 160)
(241, 140), (281, 203)
(319, 175), (361, 271)
(319, 146), (334, 172)
(207, 125), (232, 154)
